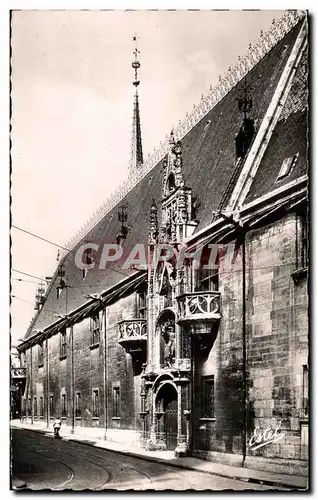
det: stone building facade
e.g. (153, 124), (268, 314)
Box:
(16, 11), (308, 475)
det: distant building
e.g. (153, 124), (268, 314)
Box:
(17, 11), (308, 475)
(11, 348), (26, 419)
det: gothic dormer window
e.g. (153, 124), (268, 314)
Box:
(167, 173), (176, 194)
(116, 205), (129, 246)
(159, 130), (198, 243)
(235, 79), (254, 160)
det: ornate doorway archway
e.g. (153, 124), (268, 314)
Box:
(156, 382), (178, 451)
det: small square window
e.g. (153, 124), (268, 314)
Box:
(276, 153), (299, 181)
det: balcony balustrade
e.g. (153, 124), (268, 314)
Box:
(177, 291), (221, 324)
(11, 367), (27, 379)
(118, 319), (147, 366)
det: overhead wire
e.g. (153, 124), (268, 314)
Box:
(11, 224), (132, 279)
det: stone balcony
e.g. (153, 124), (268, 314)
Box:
(11, 367), (27, 379)
(177, 291), (221, 324)
(176, 291), (221, 349)
(118, 319), (147, 365)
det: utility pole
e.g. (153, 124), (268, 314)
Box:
(70, 323), (75, 434)
(46, 338), (49, 428)
(56, 263), (74, 431)
(30, 346), (33, 424)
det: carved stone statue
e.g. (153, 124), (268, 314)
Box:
(163, 325), (176, 368)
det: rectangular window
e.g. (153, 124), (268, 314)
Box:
(90, 316), (100, 346)
(33, 396), (37, 416)
(195, 267), (219, 292)
(92, 390), (99, 418)
(303, 365), (308, 416)
(60, 330), (67, 359)
(112, 387), (120, 417)
(300, 213), (308, 269)
(39, 397), (44, 417)
(61, 393), (67, 418)
(202, 376), (215, 418)
(136, 288), (147, 319)
(28, 397), (31, 416)
(75, 392), (81, 418)
(50, 395), (54, 417)
(38, 343), (44, 367)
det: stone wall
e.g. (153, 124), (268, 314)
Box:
(192, 212), (308, 465)
(22, 292), (144, 442)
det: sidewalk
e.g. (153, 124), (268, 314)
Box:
(11, 420), (308, 490)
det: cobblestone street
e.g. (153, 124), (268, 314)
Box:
(11, 429), (276, 491)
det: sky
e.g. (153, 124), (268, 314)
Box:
(10, 9), (285, 344)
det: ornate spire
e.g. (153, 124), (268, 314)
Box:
(130, 34), (144, 174)
(61, 10), (305, 259)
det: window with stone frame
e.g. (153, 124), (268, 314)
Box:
(22, 398), (26, 416)
(112, 386), (120, 417)
(39, 397), (44, 417)
(136, 286), (147, 319)
(33, 396), (37, 417)
(61, 393), (67, 418)
(60, 329), (67, 359)
(50, 395), (54, 417)
(90, 315), (100, 346)
(299, 211), (308, 269)
(75, 392), (81, 418)
(302, 365), (308, 417)
(189, 245), (219, 292)
(201, 375), (215, 419)
(196, 267), (219, 292)
(38, 343), (44, 367)
(92, 389), (99, 418)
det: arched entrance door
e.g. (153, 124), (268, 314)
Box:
(157, 383), (178, 450)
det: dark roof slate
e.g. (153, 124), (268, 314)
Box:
(244, 47), (308, 204)
(25, 21), (304, 337)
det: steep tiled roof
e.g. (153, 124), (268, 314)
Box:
(25, 20), (304, 337)
(244, 47), (308, 204)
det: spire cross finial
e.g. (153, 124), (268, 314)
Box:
(132, 34), (141, 87)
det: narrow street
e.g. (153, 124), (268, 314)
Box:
(11, 429), (274, 491)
